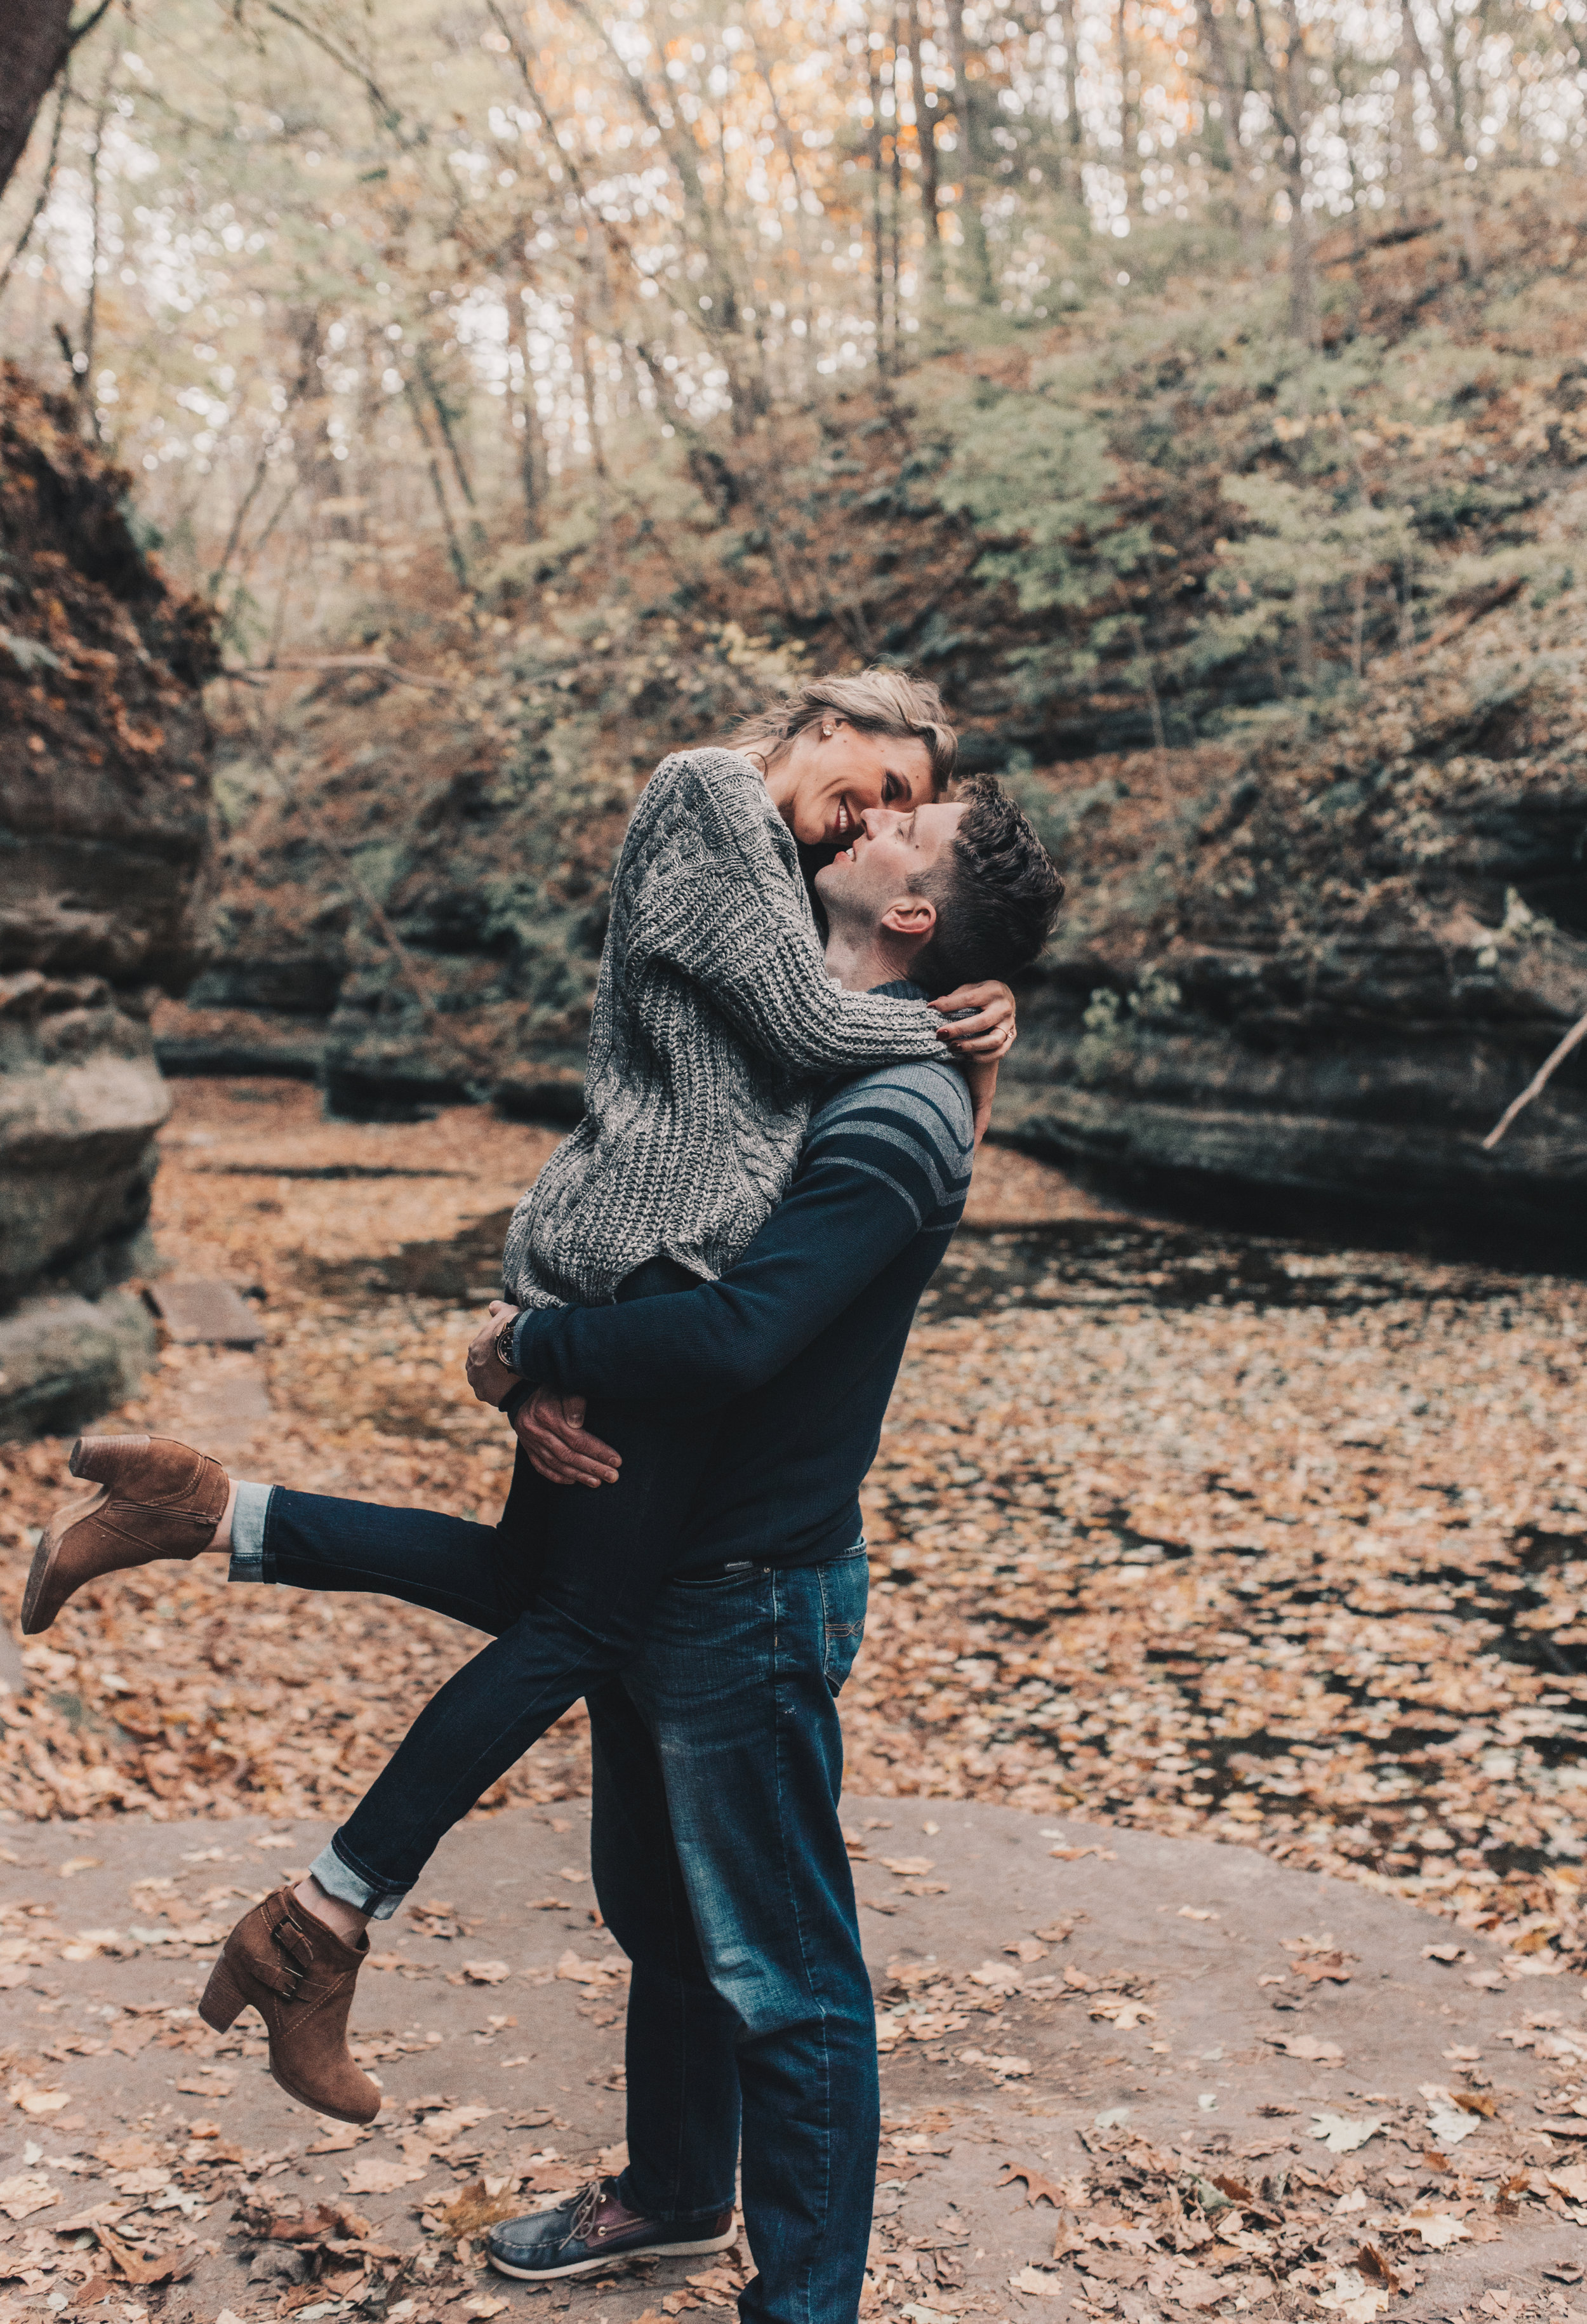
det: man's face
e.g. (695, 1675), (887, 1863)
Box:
(814, 801), (964, 945)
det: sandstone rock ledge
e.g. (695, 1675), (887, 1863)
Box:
(997, 637), (1587, 1245)
(0, 366), (216, 1436)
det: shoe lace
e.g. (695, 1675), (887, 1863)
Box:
(569, 2178), (611, 2245)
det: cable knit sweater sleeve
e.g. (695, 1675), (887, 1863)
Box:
(628, 749), (946, 1073)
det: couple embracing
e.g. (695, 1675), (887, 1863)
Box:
(29, 671), (1063, 2324)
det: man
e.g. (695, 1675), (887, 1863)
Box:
(475, 777), (1063, 2324)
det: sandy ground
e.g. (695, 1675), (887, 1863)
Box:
(2, 1801), (1587, 2324)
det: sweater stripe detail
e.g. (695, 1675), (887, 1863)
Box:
(818, 1155), (929, 1231)
(806, 1060), (974, 1231)
(808, 1120), (969, 1214)
(811, 1063), (972, 1140)
(811, 1071), (969, 1142)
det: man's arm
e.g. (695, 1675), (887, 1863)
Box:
(510, 1065), (973, 1408)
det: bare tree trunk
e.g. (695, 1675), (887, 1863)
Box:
(1056, 0), (1084, 201)
(415, 342), (483, 554)
(0, 69), (69, 302)
(1393, 2), (1424, 213)
(0, 0), (75, 201)
(1193, 0), (1259, 254)
(750, 36), (818, 391)
(1117, 0), (1136, 206)
(573, 266), (612, 571)
(1399, 0), (1460, 157)
(77, 49), (116, 443)
(946, 0), (996, 305)
(401, 373), (472, 599)
(510, 275), (544, 542)
(890, 19), (905, 356)
(1257, 0), (1317, 343)
(906, 0), (944, 311)
(1439, 5), (1470, 160)
(868, 44), (888, 372)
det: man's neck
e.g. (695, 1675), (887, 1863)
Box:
(822, 924), (924, 994)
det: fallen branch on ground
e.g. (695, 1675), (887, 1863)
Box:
(1482, 1003), (1587, 1148)
(223, 654), (456, 693)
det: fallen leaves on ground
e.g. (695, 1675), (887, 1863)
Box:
(1, 1082), (1586, 1983)
(875, 1951), (1154, 2077)
(872, 2102), (1565, 2324)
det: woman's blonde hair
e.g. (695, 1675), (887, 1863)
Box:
(727, 667), (958, 794)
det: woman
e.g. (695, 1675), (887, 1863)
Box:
(28, 671), (1016, 2124)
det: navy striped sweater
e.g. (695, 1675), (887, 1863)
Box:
(510, 984), (974, 1569)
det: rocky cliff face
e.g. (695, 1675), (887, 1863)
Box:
(0, 366), (217, 1434)
(155, 629), (750, 1119)
(995, 618), (1587, 1241)
(168, 188), (1587, 1243)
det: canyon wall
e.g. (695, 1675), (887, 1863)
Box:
(0, 367), (216, 1436)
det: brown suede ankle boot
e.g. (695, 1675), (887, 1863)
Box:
(199, 1888), (380, 2125)
(23, 1435), (230, 1636)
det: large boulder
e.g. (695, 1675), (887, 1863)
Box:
(0, 366), (215, 1436)
(0, 974), (168, 1297)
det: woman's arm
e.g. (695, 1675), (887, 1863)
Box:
(630, 752), (945, 1072)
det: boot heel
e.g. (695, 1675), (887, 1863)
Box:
(199, 1954), (249, 2033)
(69, 1434), (149, 1483)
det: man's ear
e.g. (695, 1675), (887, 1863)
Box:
(880, 893), (936, 940)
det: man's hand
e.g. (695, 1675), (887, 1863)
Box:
(465, 1299), (521, 1407)
(931, 980), (1016, 1062)
(514, 1386), (623, 1488)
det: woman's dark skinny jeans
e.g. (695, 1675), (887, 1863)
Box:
(248, 1259), (720, 1912)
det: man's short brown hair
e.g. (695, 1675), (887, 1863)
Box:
(727, 667), (957, 794)
(908, 775), (1065, 992)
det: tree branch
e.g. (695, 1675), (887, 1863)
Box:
(1482, 1007), (1587, 1149)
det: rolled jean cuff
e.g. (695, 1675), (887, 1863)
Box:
(616, 2169), (736, 2228)
(312, 1833), (409, 1923)
(227, 1483), (276, 1584)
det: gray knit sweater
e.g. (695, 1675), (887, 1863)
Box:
(501, 748), (948, 1310)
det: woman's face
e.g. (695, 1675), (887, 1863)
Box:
(766, 721), (936, 848)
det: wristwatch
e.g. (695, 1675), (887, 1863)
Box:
(495, 1319), (519, 1373)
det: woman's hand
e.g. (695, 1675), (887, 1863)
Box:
(465, 1299), (521, 1408)
(931, 980), (1016, 1062)
(514, 1387), (623, 1488)
(962, 1058), (999, 1149)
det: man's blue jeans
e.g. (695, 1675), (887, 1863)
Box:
(229, 1490), (879, 2324)
(588, 1548), (879, 2324)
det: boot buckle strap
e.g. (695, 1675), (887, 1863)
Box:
(269, 1915), (313, 2001)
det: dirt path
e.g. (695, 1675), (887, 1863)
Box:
(1, 1803), (1585, 2324)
